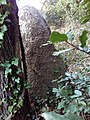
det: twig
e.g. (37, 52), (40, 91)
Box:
(66, 41), (90, 55)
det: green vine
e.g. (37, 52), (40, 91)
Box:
(0, 58), (24, 115)
(0, 0), (31, 119)
(0, 0), (9, 48)
(0, 57), (31, 119)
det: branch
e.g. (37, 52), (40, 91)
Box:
(66, 41), (90, 55)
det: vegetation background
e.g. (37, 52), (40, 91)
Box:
(41, 0), (90, 75)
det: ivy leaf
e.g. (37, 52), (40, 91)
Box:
(49, 31), (68, 43)
(5, 68), (12, 75)
(79, 30), (88, 48)
(0, 32), (4, 40)
(78, 101), (86, 106)
(52, 88), (60, 97)
(0, 61), (11, 67)
(0, 0), (6, 4)
(12, 58), (19, 66)
(74, 90), (82, 96)
(16, 68), (22, 74)
(70, 95), (80, 98)
(65, 72), (71, 77)
(71, 89), (83, 98)
(25, 83), (31, 89)
(0, 19), (4, 24)
(15, 78), (20, 83)
(41, 112), (83, 120)
(13, 90), (19, 95)
(17, 98), (23, 108)
(0, 25), (7, 40)
(41, 112), (68, 120)
(66, 104), (77, 113)
(1, 25), (7, 33)
(8, 106), (13, 113)
(53, 88), (58, 93)
(1, 11), (9, 22)
(57, 101), (65, 109)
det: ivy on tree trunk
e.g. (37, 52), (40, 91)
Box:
(0, 0), (31, 119)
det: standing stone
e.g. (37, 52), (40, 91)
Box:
(19, 6), (66, 98)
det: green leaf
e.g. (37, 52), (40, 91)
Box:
(52, 88), (58, 93)
(74, 90), (82, 96)
(5, 85), (8, 89)
(1, 24), (7, 33)
(0, 19), (4, 24)
(0, 32), (4, 40)
(71, 73), (77, 79)
(5, 68), (12, 78)
(49, 31), (68, 43)
(70, 94), (80, 98)
(66, 104), (77, 113)
(12, 58), (19, 66)
(41, 112), (68, 120)
(57, 101), (65, 109)
(5, 68), (12, 75)
(78, 101), (86, 106)
(0, 61), (11, 67)
(17, 98), (23, 107)
(41, 112), (83, 120)
(0, 11), (9, 23)
(79, 30), (88, 48)
(0, 0), (7, 4)
(15, 78), (20, 83)
(52, 88), (60, 97)
(25, 83), (31, 89)
(13, 90), (19, 95)
(82, 0), (90, 6)
(81, 15), (90, 24)
(8, 106), (13, 113)
(61, 87), (71, 98)
(16, 68), (22, 74)
(65, 72), (71, 77)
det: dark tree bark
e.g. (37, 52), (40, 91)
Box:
(0, 0), (31, 119)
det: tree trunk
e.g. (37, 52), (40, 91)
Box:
(0, 0), (30, 119)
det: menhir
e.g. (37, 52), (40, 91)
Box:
(19, 6), (66, 98)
